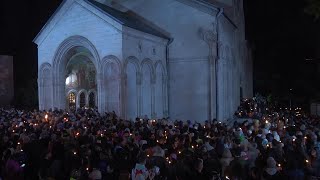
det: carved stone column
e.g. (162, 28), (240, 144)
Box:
(121, 73), (127, 119)
(96, 72), (103, 113)
(136, 72), (142, 118)
(199, 26), (217, 120)
(151, 76), (156, 119)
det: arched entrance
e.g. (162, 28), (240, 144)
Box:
(89, 91), (95, 108)
(52, 36), (101, 111)
(79, 92), (86, 108)
(65, 53), (97, 110)
(68, 92), (76, 111)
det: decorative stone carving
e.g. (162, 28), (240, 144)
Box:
(199, 28), (217, 46)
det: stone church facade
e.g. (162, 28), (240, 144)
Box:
(34, 0), (252, 121)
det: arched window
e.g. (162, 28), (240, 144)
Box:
(80, 92), (86, 108)
(89, 92), (95, 108)
(68, 92), (76, 110)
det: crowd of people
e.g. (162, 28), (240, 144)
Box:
(0, 98), (319, 180)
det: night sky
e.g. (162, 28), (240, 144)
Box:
(0, 0), (319, 108)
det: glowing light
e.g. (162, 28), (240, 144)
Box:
(147, 155), (149, 157)
(86, 167), (89, 171)
(45, 114), (48, 119)
(168, 161), (171, 164)
(191, 145), (194, 149)
(226, 176), (230, 180)
(306, 159), (309, 163)
(17, 142), (20, 145)
(278, 163), (281, 167)
(73, 152), (77, 155)
(178, 151), (181, 154)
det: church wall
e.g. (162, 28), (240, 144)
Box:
(122, 29), (167, 119)
(218, 16), (239, 120)
(119, 0), (217, 121)
(37, 2), (123, 68)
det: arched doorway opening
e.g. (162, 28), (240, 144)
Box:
(79, 92), (86, 108)
(89, 91), (95, 108)
(64, 49), (97, 110)
(68, 92), (76, 111)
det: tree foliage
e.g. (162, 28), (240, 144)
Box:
(305, 0), (320, 19)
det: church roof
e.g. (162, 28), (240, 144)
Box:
(86, 0), (169, 39)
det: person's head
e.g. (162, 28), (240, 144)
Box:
(194, 158), (203, 173)
(137, 152), (147, 165)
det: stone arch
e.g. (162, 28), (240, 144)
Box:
(76, 89), (88, 109)
(154, 60), (167, 119)
(66, 89), (77, 110)
(102, 55), (122, 115)
(51, 35), (101, 111)
(141, 58), (154, 119)
(141, 58), (155, 81)
(123, 56), (140, 120)
(39, 63), (53, 110)
(123, 56), (140, 73)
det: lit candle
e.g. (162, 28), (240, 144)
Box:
(86, 167), (89, 171)
(178, 151), (181, 154)
(191, 145), (194, 149)
(304, 136), (307, 139)
(73, 151), (77, 155)
(306, 159), (309, 163)
(278, 163), (281, 167)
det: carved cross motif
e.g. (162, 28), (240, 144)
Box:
(199, 28), (217, 46)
